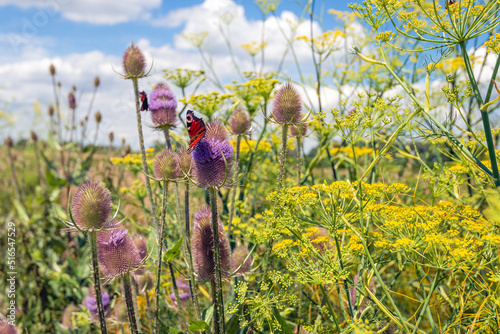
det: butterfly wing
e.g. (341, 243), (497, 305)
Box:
(187, 110), (206, 153)
(140, 91), (149, 111)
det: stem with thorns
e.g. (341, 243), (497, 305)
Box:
(123, 272), (139, 334)
(296, 136), (302, 186)
(277, 124), (289, 192)
(154, 180), (168, 334)
(209, 187), (225, 333)
(227, 134), (241, 241)
(89, 231), (108, 334)
(132, 77), (159, 230)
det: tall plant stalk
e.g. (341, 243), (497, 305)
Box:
(154, 180), (168, 334)
(227, 134), (241, 240)
(123, 272), (139, 334)
(89, 231), (108, 334)
(277, 124), (289, 192)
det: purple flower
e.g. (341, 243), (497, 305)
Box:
(192, 121), (234, 188)
(149, 82), (177, 128)
(272, 82), (302, 125)
(122, 43), (146, 78)
(71, 179), (112, 231)
(96, 226), (143, 277)
(192, 206), (231, 282)
(85, 287), (111, 320)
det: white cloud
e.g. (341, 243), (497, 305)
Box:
(0, 0), (161, 24)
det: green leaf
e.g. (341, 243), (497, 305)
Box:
(13, 199), (29, 224)
(272, 308), (294, 334)
(158, 319), (183, 334)
(225, 312), (241, 334)
(147, 228), (159, 262)
(202, 304), (214, 325)
(45, 167), (67, 188)
(163, 236), (184, 262)
(189, 320), (210, 331)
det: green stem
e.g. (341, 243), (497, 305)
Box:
(169, 262), (188, 327)
(227, 134), (241, 241)
(319, 284), (341, 333)
(154, 181), (168, 334)
(460, 41), (500, 186)
(411, 269), (441, 334)
(89, 231), (108, 334)
(209, 187), (225, 333)
(296, 136), (302, 186)
(123, 272), (139, 334)
(485, 54), (500, 104)
(210, 280), (220, 334)
(333, 235), (354, 319)
(277, 124), (290, 192)
(132, 77), (158, 230)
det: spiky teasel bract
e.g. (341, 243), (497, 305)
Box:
(177, 146), (193, 178)
(149, 82), (178, 129)
(96, 225), (143, 278)
(122, 43), (147, 78)
(85, 286), (111, 320)
(192, 206), (231, 281)
(231, 246), (252, 275)
(229, 107), (251, 135)
(153, 148), (182, 181)
(272, 82), (302, 125)
(290, 113), (308, 137)
(192, 121), (234, 188)
(71, 179), (112, 231)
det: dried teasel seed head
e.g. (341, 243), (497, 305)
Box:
(229, 107), (251, 135)
(109, 132), (114, 142)
(136, 271), (154, 292)
(71, 179), (112, 231)
(94, 76), (100, 88)
(272, 82), (302, 125)
(49, 64), (56, 76)
(95, 111), (102, 124)
(48, 105), (55, 117)
(122, 43), (146, 78)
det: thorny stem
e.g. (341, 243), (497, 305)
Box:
(277, 124), (289, 192)
(209, 187), (225, 333)
(123, 272), (139, 334)
(460, 41), (500, 187)
(210, 280), (220, 334)
(227, 134), (241, 241)
(296, 136), (302, 186)
(132, 77), (159, 230)
(89, 231), (108, 334)
(154, 181), (168, 334)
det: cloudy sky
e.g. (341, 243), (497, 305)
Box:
(0, 0), (354, 148)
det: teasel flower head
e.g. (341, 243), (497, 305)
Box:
(149, 82), (177, 129)
(49, 64), (56, 76)
(109, 132), (114, 143)
(4, 137), (13, 148)
(192, 121), (233, 188)
(94, 76), (100, 88)
(68, 92), (76, 109)
(170, 277), (191, 308)
(122, 43), (147, 78)
(61, 304), (78, 330)
(95, 111), (102, 124)
(48, 105), (54, 117)
(136, 271), (154, 292)
(229, 107), (251, 135)
(85, 286), (111, 321)
(154, 148), (182, 181)
(177, 146), (193, 178)
(289, 113), (308, 137)
(272, 82), (302, 125)
(133, 235), (148, 262)
(192, 206), (231, 282)
(231, 246), (252, 275)
(71, 179), (112, 231)
(96, 226), (143, 278)
(31, 131), (38, 142)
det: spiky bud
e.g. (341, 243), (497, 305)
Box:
(109, 132), (114, 143)
(192, 121), (233, 188)
(30, 131), (38, 142)
(136, 271), (154, 292)
(85, 286), (111, 320)
(94, 76), (100, 88)
(95, 111), (102, 124)
(192, 206), (231, 282)
(96, 226), (143, 277)
(154, 148), (181, 181)
(133, 235), (148, 261)
(5, 137), (13, 148)
(289, 113), (308, 137)
(49, 64), (56, 76)
(61, 304), (78, 330)
(229, 107), (251, 135)
(231, 246), (252, 275)
(177, 146), (193, 177)
(71, 179), (112, 231)
(68, 92), (76, 109)
(48, 105), (54, 117)
(149, 82), (177, 129)
(122, 43), (146, 78)
(272, 82), (302, 124)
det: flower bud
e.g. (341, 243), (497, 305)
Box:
(272, 82), (302, 125)
(154, 148), (181, 181)
(122, 43), (146, 78)
(48, 105), (54, 117)
(68, 92), (76, 109)
(94, 76), (100, 88)
(109, 132), (114, 143)
(229, 107), (251, 135)
(49, 64), (56, 76)
(95, 111), (102, 124)
(71, 179), (112, 231)
(231, 246), (252, 275)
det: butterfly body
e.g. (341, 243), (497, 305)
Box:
(186, 110), (206, 153)
(140, 91), (149, 111)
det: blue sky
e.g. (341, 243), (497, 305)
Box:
(0, 0), (356, 147)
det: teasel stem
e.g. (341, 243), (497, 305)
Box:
(209, 186), (225, 333)
(154, 180), (168, 334)
(163, 128), (172, 151)
(168, 262), (188, 327)
(227, 134), (241, 241)
(185, 183), (202, 319)
(123, 272), (139, 334)
(296, 135), (302, 186)
(6, 145), (25, 207)
(277, 124), (289, 192)
(89, 231), (108, 334)
(132, 77), (159, 230)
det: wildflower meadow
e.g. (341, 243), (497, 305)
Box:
(3, 0), (500, 333)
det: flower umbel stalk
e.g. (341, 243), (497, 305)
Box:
(89, 231), (108, 334)
(132, 77), (159, 230)
(209, 187), (225, 333)
(123, 272), (139, 334)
